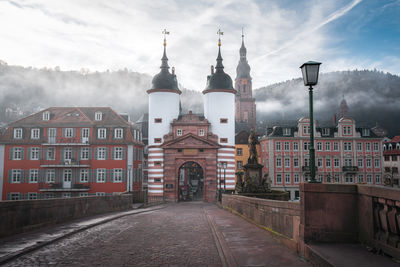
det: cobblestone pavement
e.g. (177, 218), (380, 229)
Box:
(4, 202), (310, 267)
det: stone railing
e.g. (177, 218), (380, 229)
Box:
(222, 194), (301, 252)
(0, 194), (132, 238)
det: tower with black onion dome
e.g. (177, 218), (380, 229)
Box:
(235, 32), (256, 131)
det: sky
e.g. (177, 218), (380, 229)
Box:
(0, 0), (399, 90)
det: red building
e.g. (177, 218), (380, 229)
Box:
(0, 107), (144, 200)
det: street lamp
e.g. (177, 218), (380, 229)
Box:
(300, 61), (321, 183)
(222, 162), (227, 193)
(217, 162), (222, 202)
(128, 165), (132, 192)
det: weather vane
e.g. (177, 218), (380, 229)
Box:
(217, 29), (223, 46)
(162, 29), (170, 46)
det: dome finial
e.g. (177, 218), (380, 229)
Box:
(160, 29), (170, 71)
(216, 29), (224, 71)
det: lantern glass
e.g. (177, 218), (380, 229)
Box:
(300, 61), (321, 86)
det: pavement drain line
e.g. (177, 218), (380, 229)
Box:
(0, 205), (167, 265)
(204, 209), (238, 267)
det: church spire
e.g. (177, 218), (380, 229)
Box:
(236, 29), (251, 79)
(240, 28), (247, 60)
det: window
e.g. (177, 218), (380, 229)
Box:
(326, 158), (331, 168)
(64, 169), (72, 183)
(199, 129), (204, 136)
(46, 170), (55, 183)
(343, 126), (351, 135)
(114, 147), (123, 160)
(293, 142), (299, 151)
(154, 138), (162, 143)
(334, 158), (340, 167)
(96, 192), (106, 196)
(384, 155), (390, 161)
(177, 129), (182, 136)
(285, 174), (291, 183)
(81, 148), (90, 160)
(276, 158), (282, 167)
(303, 142), (310, 150)
(303, 126), (310, 135)
(31, 128), (40, 139)
(95, 112), (103, 121)
(344, 142), (352, 151)
(79, 192), (89, 197)
(366, 158), (372, 168)
(365, 142), (371, 151)
(62, 193), (71, 198)
(276, 142), (281, 151)
(358, 174), (364, 183)
(220, 138), (228, 143)
(64, 128), (74, 138)
(318, 158), (323, 167)
(284, 158), (290, 168)
(113, 169), (123, 182)
(333, 142), (339, 151)
(344, 158), (353, 166)
(43, 111), (50, 121)
(317, 142), (322, 151)
(318, 174), (323, 182)
(357, 158), (363, 167)
(28, 193), (38, 200)
(46, 148), (55, 160)
(44, 193), (55, 199)
(220, 118), (228, 123)
(326, 175), (332, 183)
(80, 169), (89, 183)
(14, 128), (23, 139)
(13, 148), (23, 160)
(294, 174), (300, 183)
(114, 128), (123, 139)
(97, 169), (106, 183)
(10, 193), (21, 200)
(284, 142), (290, 151)
(82, 128), (90, 139)
(325, 142), (331, 151)
(345, 174), (353, 183)
(373, 142), (379, 151)
(357, 143), (362, 151)
(30, 147), (40, 160)
(367, 174), (372, 183)
(375, 174), (381, 184)
(374, 158), (380, 168)
(283, 128), (291, 136)
(154, 118), (162, 123)
(393, 155), (398, 161)
(237, 161), (243, 169)
(236, 148), (243, 156)
(11, 170), (23, 183)
(97, 148), (107, 160)
(29, 169), (39, 183)
(304, 158), (309, 167)
(98, 128), (106, 139)
(334, 174), (340, 183)
(322, 128), (330, 136)
(362, 128), (370, 136)
(294, 158), (299, 167)
(276, 174), (282, 183)
(64, 148), (72, 160)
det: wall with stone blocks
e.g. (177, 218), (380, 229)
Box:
(222, 194), (301, 252)
(0, 194), (132, 238)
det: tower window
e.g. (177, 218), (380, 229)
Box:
(154, 118), (162, 123)
(220, 138), (228, 143)
(154, 138), (162, 143)
(198, 129), (204, 136)
(220, 118), (228, 124)
(177, 129), (182, 136)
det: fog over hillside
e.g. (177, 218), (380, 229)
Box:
(1, 62), (399, 137)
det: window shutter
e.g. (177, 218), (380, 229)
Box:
(133, 147), (136, 160)
(27, 148), (31, 160)
(122, 169), (126, 182)
(71, 148), (75, 161)
(61, 148), (65, 162)
(88, 148), (92, 160)
(55, 169), (61, 183)
(111, 148), (115, 160)
(106, 148), (109, 160)
(8, 170), (11, 183)
(24, 170), (28, 183)
(111, 169), (114, 182)
(94, 148), (98, 160)
(106, 128), (109, 140)
(22, 128), (26, 139)
(9, 148), (13, 160)
(123, 128), (126, 140)
(40, 127), (44, 140)
(93, 170), (97, 183)
(21, 148), (25, 160)
(73, 128), (76, 137)
(122, 148), (126, 160)
(112, 128), (115, 140)
(24, 193), (28, 200)
(6, 193), (10, 200)
(38, 148), (42, 160)
(88, 169), (92, 181)
(78, 148), (81, 160)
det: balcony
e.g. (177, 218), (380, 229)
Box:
(342, 166), (359, 173)
(43, 137), (90, 146)
(301, 166), (318, 173)
(40, 159), (90, 168)
(385, 167), (398, 173)
(39, 182), (90, 192)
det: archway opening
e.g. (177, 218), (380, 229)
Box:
(178, 161), (204, 201)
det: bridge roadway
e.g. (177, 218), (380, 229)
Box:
(3, 202), (310, 266)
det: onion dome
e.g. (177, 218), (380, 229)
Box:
(236, 34), (251, 79)
(205, 38), (234, 91)
(150, 37), (180, 91)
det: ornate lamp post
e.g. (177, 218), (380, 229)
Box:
(300, 61), (321, 183)
(217, 162), (222, 202)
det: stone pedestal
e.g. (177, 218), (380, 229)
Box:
(243, 162), (264, 185)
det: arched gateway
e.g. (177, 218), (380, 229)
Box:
(178, 162), (204, 201)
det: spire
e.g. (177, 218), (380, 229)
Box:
(339, 95), (349, 118)
(240, 28), (247, 60)
(160, 29), (170, 71)
(236, 29), (251, 79)
(215, 29), (224, 72)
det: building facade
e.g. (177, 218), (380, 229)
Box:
(383, 136), (400, 186)
(260, 117), (384, 200)
(147, 37), (236, 202)
(235, 34), (256, 132)
(234, 130), (261, 180)
(0, 107), (144, 200)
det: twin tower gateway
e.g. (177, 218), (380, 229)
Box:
(147, 31), (251, 202)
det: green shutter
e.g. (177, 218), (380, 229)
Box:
(122, 148), (126, 160)
(88, 148), (92, 160)
(27, 148), (31, 160)
(73, 128), (76, 138)
(111, 148), (115, 160)
(8, 170), (11, 183)
(9, 148), (13, 160)
(60, 148), (65, 162)
(111, 169), (114, 182)
(94, 148), (98, 160)
(78, 148), (81, 160)
(106, 169), (109, 182)
(21, 148), (25, 160)
(38, 148), (42, 160)
(122, 169), (126, 182)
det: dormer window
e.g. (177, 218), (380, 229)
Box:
(31, 128), (40, 139)
(114, 128), (123, 139)
(303, 126), (310, 135)
(322, 128), (330, 136)
(43, 111), (50, 121)
(13, 128), (23, 139)
(177, 129), (182, 136)
(362, 128), (370, 136)
(343, 126), (352, 135)
(283, 128), (291, 136)
(199, 129), (204, 136)
(95, 112), (103, 121)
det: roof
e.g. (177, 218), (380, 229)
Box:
(391, 136), (400, 143)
